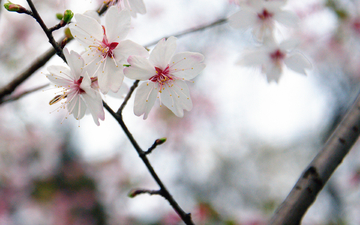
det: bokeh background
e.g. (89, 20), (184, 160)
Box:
(1, 0), (360, 224)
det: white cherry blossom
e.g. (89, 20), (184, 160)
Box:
(69, 6), (148, 94)
(124, 36), (206, 119)
(239, 38), (312, 83)
(46, 49), (105, 125)
(229, 0), (298, 41)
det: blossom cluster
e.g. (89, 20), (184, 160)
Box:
(229, 0), (312, 82)
(46, 5), (205, 125)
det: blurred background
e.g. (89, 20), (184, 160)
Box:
(1, 0), (360, 224)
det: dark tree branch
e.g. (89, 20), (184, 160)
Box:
(103, 102), (194, 225)
(144, 138), (167, 155)
(269, 91), (360, 224)
(117, 80), (139, 114)
(26, 0), (65, 61)
(128, 188), (162, 198)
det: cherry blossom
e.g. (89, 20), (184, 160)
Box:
(124, 36), (206, 119)
(238, 38), (312, 82)
(102, 0), (146, 17)
(228, 0), (298, 41)
(69, 6), (148, 94)
(46, 48), (105, 125)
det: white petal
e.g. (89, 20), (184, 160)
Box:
(284, 53), (312, 75)
(228, 10), (257, 29)
(64, 49), (84, 79)
(124, 56), (156, 80)
(160, 80), (192, 117)
(80, 72), (97, 99)
(82, 93), (105, 126)
(113, 39), (149, 63)
(237, 50), (268, 67)
(149, 36), (177, 69)
(169, 52), (205, 80)
(69, 14), (103, 47)
(134, 81), (158, 119)
(46, 65), (73, 86)
(264, 63), (282, 83)
(98, 57), (124, 94)
(128, 0), (146, 15)
(67, 95), (87, 120)
(84, 10), (101, 23)
(105, 7), (131, 42)
(279, 38), (299, 51)
(274, 11), (299, 27)
(107, 82), (129, 98)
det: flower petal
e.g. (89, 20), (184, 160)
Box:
(98, 57), (124, 94)
(67, 95), (87, 121)
(284, 53), (312, 75)
(134, 81), (158, 119)
(228, 9), (257, 29)
(64, 49), (84, 79)
(274, 11), (299, 27)
(69, 14), (103, 47)
(113, 39), (149, 63)
(82, 92), (105, 126)
(149, 36), (177, 69)
(128, 0), (146, 16)
(47, 65), (73, 86)
(124, 56), (156, 80)
(105, 7), (131, 42)
(169, 52), (205, 80)
(160, 80), (192, 117)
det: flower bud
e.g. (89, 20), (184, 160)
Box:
(4, 1), (27, 13)
(62, 10), (74, 23)
(155, 138), (167, 145)
(56, 13), (63, 20)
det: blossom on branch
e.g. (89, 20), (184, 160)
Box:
(229, 0), (298, 41)
(238, 38), (312, 82)
(124, 36), (206, 119)
(46, 49), (105, 125)
(69, 6), (148, 94)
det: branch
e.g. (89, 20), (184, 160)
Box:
(117, 80), (139, 115)
(26, 0), (65, 61)
(269, 91), (360, 224)
(144, 18), (227, 47)
(1, 84), (49, 104)
(103, 102), (194, 225)
(0, 47), (56, 104)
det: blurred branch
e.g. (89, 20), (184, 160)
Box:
(117, 80), (139, 114)
(128, 188), (162, 198)
(269, 91), (360, 224)
(103, 102), (194, 225)
(145, 138), (167, 155)
(1, 84), (49, 104)
(0, 47), (56, 104)
(144, 17), (227, 47)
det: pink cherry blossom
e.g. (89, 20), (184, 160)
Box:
(239, 38), (312, 82)
(229, 0), (299, 41)
(46, 48), (105, 125)
(124, 36), (206, 119)
(69, 6), (148, 94)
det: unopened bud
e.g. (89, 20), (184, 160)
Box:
(64, 27), (73, 39)
(155, 138), (167, 145)
(128, 189), (141, 198)
(63, 10), (74, 23)
(56, 13), (63, 20)
(4, 1), (27, 13)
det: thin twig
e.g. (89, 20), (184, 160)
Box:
(1, 84), (49, 104)
(144, 138), (167, 155)
(269, 90), (360, 224)
(144, 18), (227, 47)
(26, 0), (65, 61)
(128, 188), (162, 198)
(103, 102), (194, 225)
(117, 80), (139, 114)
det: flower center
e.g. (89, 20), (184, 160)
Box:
(91, 26), (119, 58)
(270, 49), (286, 64)
(258, 9), (273, 20)
(149, 66), (172, 84)
(74, 76), (85, 94)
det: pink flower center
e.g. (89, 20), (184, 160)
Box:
(94, 26), (119, 58)
(270, 49), (286, 64)
(74, 76), (85, 94)
(149, 66), (173, 89)
(258, 9), (273, 21)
